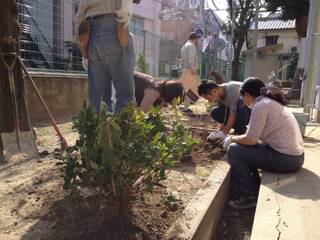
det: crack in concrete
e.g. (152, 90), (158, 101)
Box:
(275, 176), (282, 240)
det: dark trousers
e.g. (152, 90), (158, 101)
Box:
(211, 99), (251, 135)
(228, 143), (304, 197)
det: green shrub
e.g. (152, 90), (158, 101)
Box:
(60, 104), (198, 201)
(137, 53), (148, 73)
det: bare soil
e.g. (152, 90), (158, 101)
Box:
(0, 105), (225, 240)
(214, 206), (256, 240)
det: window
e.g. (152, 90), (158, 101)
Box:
(130, 16), (145, 36)
(265, 36), (278, 46)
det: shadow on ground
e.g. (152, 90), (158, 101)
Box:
(263, 168), (320, 201)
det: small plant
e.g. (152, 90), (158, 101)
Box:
(60, 103), (198, 215)
(137, 53), (148, 73)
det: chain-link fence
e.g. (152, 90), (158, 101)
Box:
(17, 0), (226, 79)
(18, 0), (83, 73)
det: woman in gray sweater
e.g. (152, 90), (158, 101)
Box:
(223, 78), (304, 210)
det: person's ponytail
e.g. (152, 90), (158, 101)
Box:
(260, 82), (288, 106)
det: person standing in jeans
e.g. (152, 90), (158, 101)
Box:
(222, 78), (304, 209)
(198, 80), (251, 140)
(75, 0), (136, 113)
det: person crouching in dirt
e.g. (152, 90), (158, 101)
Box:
(198, 79), (251, 142)
(221, 78), (304, 209)
(134, 71), (184, 112)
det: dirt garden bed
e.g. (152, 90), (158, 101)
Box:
(0, 103), (226, 240)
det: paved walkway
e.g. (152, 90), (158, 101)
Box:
(251, 121), (320, 240)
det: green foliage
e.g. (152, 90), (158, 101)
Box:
(60, 104), (198, 200)
(265, 0), (309, 20)
(137, 53), (148, 73)
(225, 0), (256, 80)
(265, 0), (309, 38)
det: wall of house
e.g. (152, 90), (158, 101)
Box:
(243, 29), (299, 81)
(243, 46), (285, 81)
(247, 29), (299, 54)
(161, 20), (193, 48)
(132, 1), (161, 76)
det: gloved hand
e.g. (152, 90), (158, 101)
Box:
(82, 57), (88, 71)
(207, 130), (226, 142)
(223, 136), (233, 151)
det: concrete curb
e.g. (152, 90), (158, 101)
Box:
(166, 161), (230, 240)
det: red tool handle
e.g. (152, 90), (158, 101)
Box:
(18, 56), (69, 149)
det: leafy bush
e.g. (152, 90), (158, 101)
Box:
(137, 53), (148, 73)
(60, 104), (198, 202)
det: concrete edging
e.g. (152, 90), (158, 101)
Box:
(166, 161), (230, 240)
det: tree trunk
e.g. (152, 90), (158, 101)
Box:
(0, 0), (30, 133)
(232, 40), (244, 81)
(295, 15), (308, 39)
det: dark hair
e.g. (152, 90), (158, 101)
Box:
(160, 80), (184, 103)
(211, 70), (224, 84)
(189, 32), (200, 40)
(198, 80), (219, 96)
(240, 77), (265, 98)
(241, 77), (288, 106)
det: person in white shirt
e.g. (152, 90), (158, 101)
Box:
(179, 32), (201, 112)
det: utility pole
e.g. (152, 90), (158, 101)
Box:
(252, 0), (259, 76)
(303, 0), (320, 121)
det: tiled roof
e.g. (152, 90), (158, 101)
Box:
(249, 17), (296, 30)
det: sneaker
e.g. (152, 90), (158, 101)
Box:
(228, 196), (257, 210)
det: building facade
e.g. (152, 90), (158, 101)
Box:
(160, 2), (229, 79)
(18, 0), (162, 75)
(243, 14), (299, 81)
(18, 0), (82, 72)
(132, 0), (162, 76)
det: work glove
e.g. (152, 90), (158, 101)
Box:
(207, 130), (226, 143)
(222, 136), (233, 151)
(82, 57), (88, 71)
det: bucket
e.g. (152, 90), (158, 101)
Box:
(292, 112), (309, 136)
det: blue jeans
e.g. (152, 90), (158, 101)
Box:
(228, 143), (304, 197)
(88, 14), (135, 113)
(211, 99), (251, 135)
